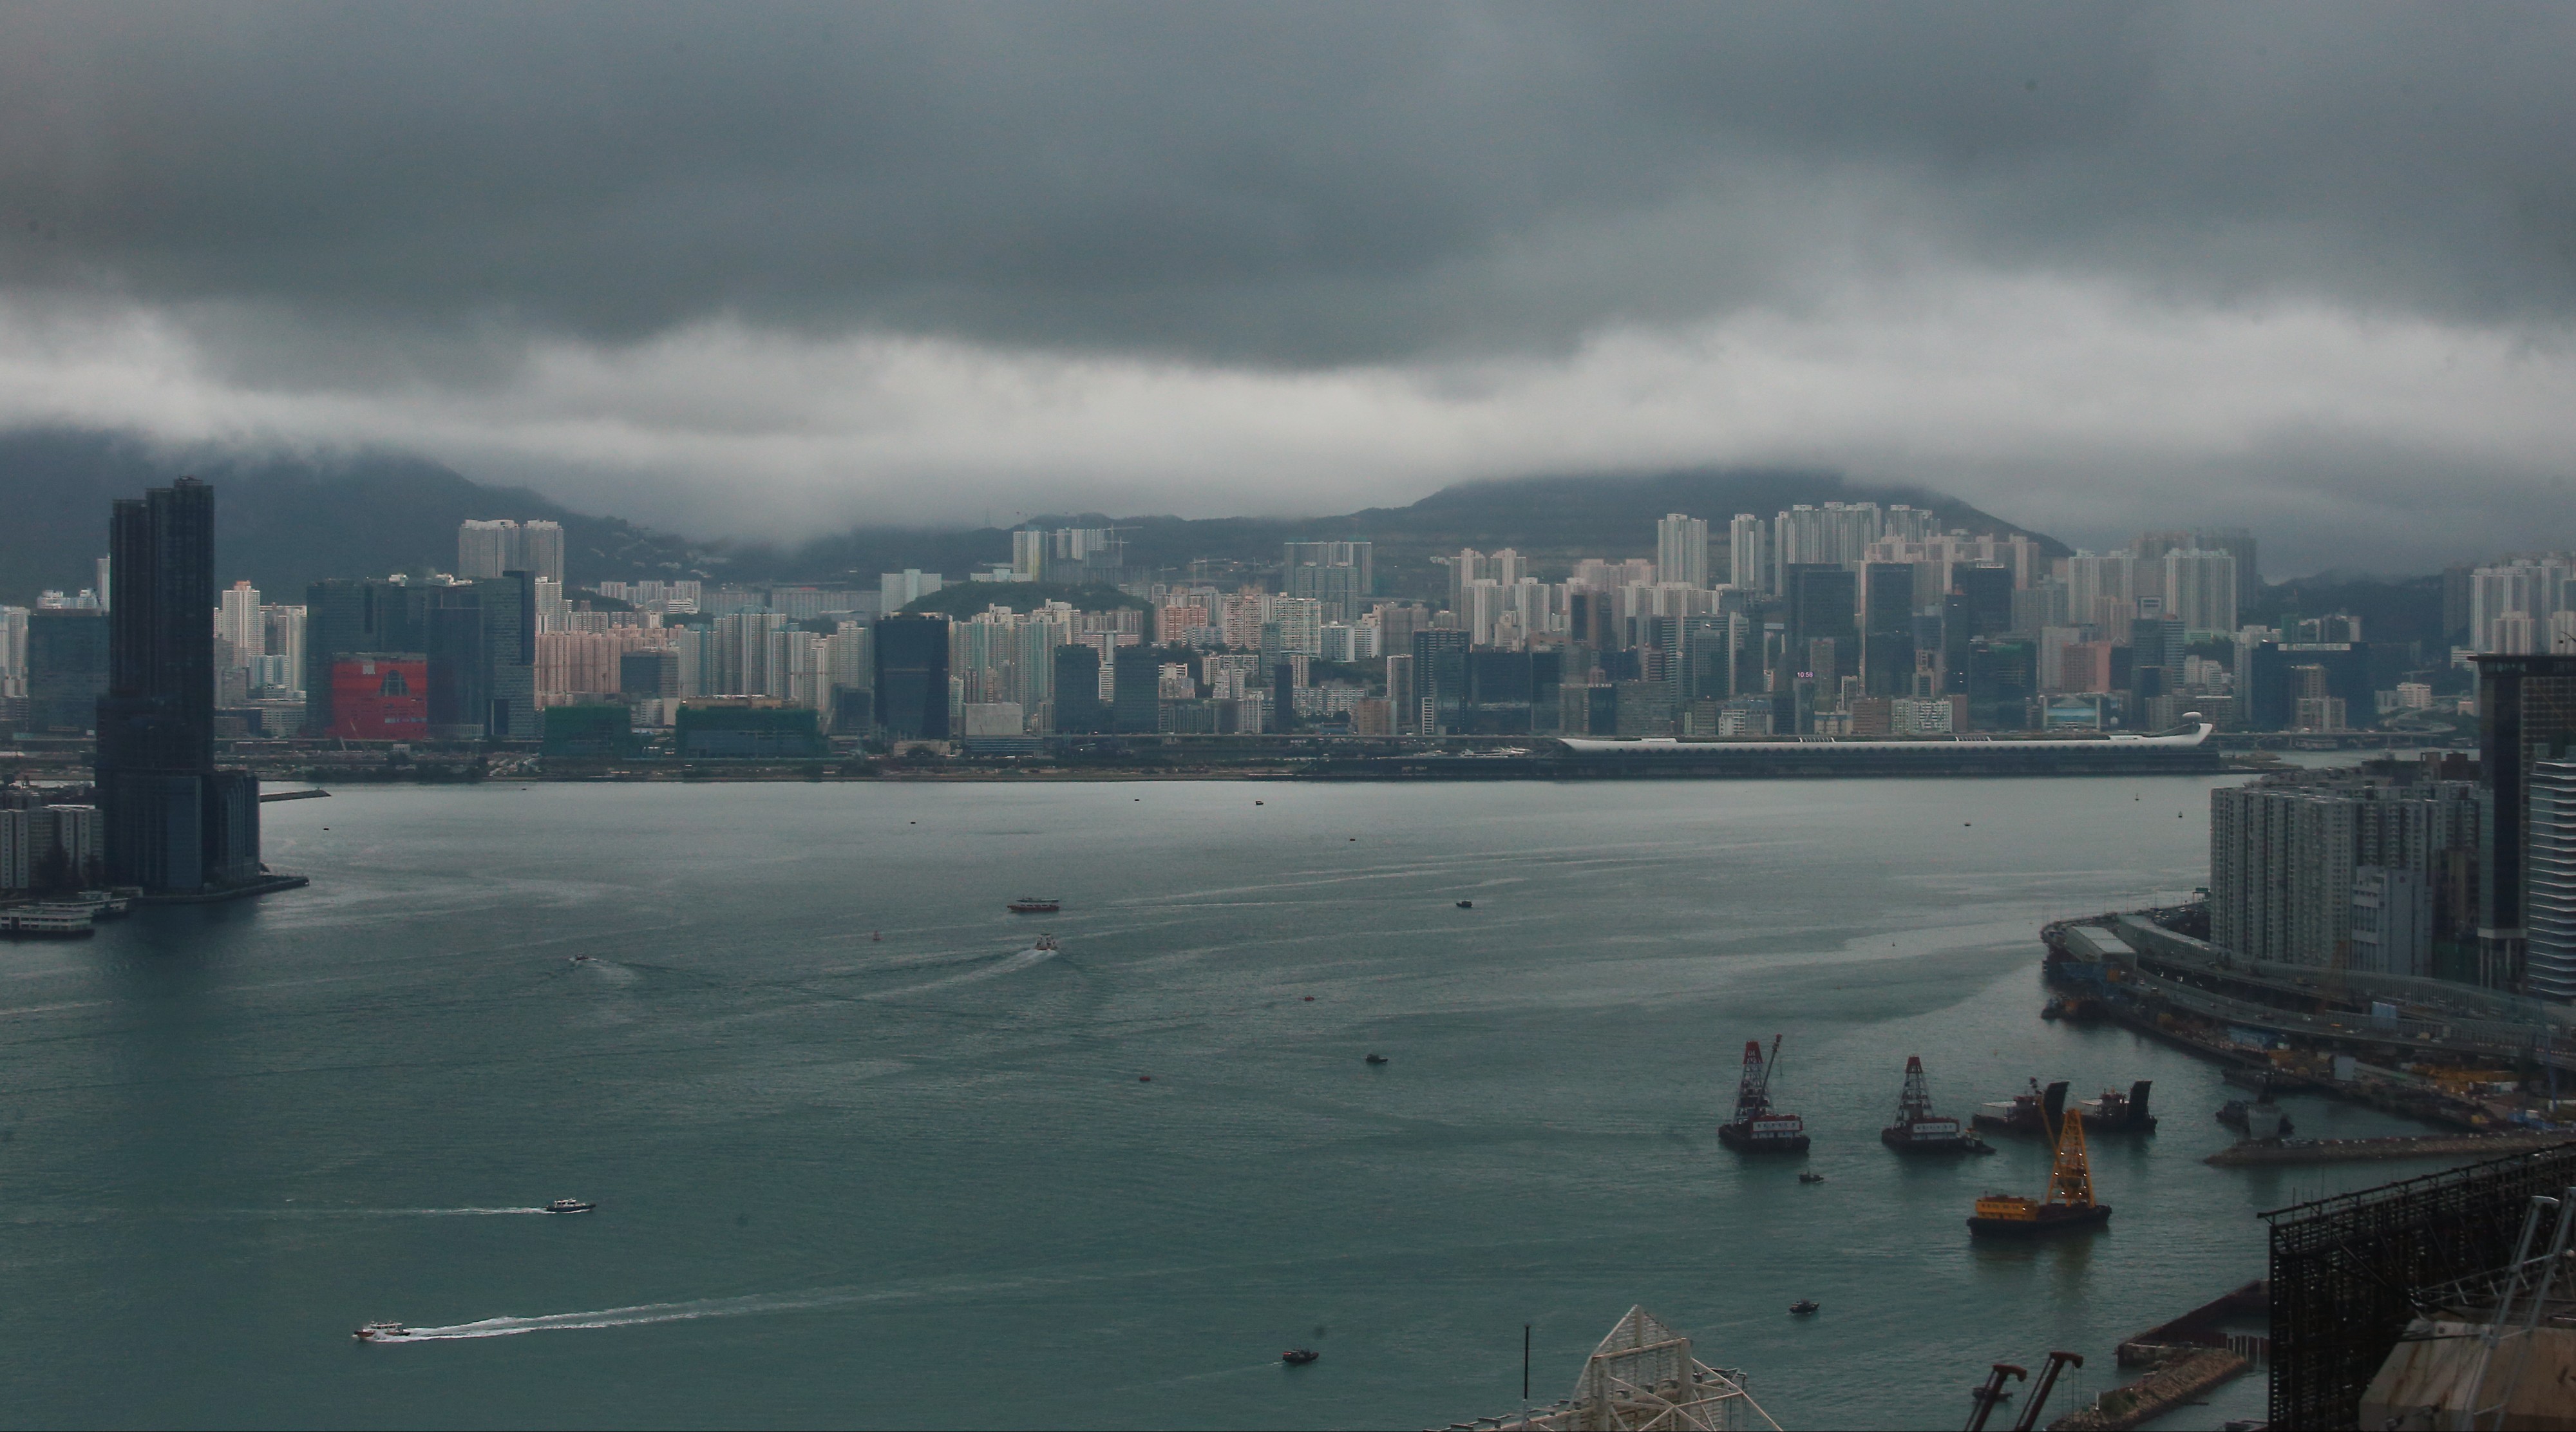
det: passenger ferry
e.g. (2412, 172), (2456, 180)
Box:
(0, 903), (98, 939)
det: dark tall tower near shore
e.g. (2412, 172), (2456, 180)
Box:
(95, 477), (262, 893)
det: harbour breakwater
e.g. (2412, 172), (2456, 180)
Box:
(2204, 1131), (2573, 1166)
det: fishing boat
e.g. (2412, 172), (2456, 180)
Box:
(1365, 1053), (1389, 1065)
(1788, 1300), (1819, 1317)
(1282, 1348), (1320, 1366)
(544, 1198), (595, 1214)
(1007, 897), (1061, 913)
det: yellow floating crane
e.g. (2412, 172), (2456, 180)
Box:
(1967, 1106), (2113, 1237)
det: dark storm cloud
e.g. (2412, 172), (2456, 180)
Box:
(5, 3), (2572, 365)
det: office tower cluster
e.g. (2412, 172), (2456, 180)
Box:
(1341, 508), (2255, 740)
(305, 570), (538, 740)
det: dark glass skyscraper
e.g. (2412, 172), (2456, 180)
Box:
(1050, 645), (1104, 734)
(2476, 653), (2576, 990)
(1410, 629), (1470, 735)
(96, 478), (261, 893)
(873, 615), (951, 739)
(1783, 564), (1857, 682)
(1861, 562), (1917, 698)
(1111, 645), (1162, 734)
(24, 608), (109, 734)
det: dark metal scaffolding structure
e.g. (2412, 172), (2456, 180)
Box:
(2265, 1140), (2576, 1428)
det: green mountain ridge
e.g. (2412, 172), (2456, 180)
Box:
(1, 427), (2062, 605)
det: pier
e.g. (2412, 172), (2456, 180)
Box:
(2204, 1131), (2572, 1166)
(2041, 908), (2576, 1132)
(2042, 1282), (2266, 1431)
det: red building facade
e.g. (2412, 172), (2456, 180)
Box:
(328, 655), (429, 740)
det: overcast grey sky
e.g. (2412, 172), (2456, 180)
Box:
(3, 3), (2571, 571)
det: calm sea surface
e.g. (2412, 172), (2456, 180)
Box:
(0, 774), (2456, 1429)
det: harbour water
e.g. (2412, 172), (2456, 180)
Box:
(0, 774), (2459, 1428)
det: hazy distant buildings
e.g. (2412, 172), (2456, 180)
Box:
(1283, 541), (1372, 622)
(455, 518), (565, 584)
(1727, 515), (1770, 595)
(2161, 549), (2239, 633)
(1654, 514), (1709, 589)
(881, 569), (943, 612)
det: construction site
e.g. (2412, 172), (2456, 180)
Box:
(2041, 904), (2575, 1149)
(1435, 1143), (2576, 1431)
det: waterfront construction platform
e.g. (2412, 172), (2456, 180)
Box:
(2041, 1281), (2266, 1430)
(134, 873), (310, 906)
(2205, 1131), (2573, 1166)
(2043, 908), (2576, 1134)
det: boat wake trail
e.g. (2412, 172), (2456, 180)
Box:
(383, 1274), (1046, 1342)
(393, 1288), (864, 1341)
(228, 1207), (552, 1219)
(866, 945), (1060, 1000)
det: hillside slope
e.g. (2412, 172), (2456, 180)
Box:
(3, 429), (2061, 606)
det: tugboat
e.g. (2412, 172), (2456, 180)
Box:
(1788, 1300), (1820, 1317)
(1282, 1348), (1320, 1366)
(353, 1322), (413, 1342)
(1007, 897), (1061, 913)
(1881, 1056), (1995, 1154)
(2073, 1080), (2158, 1135)
(1967, 1108), (2113, 1237)
(544, 1198), (595, 1214)
(1973, 1078), (2069, 1139)
(1716, 1036), (1810, 1152)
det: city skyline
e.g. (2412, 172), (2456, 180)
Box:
(11, 12), (2576, 1427)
